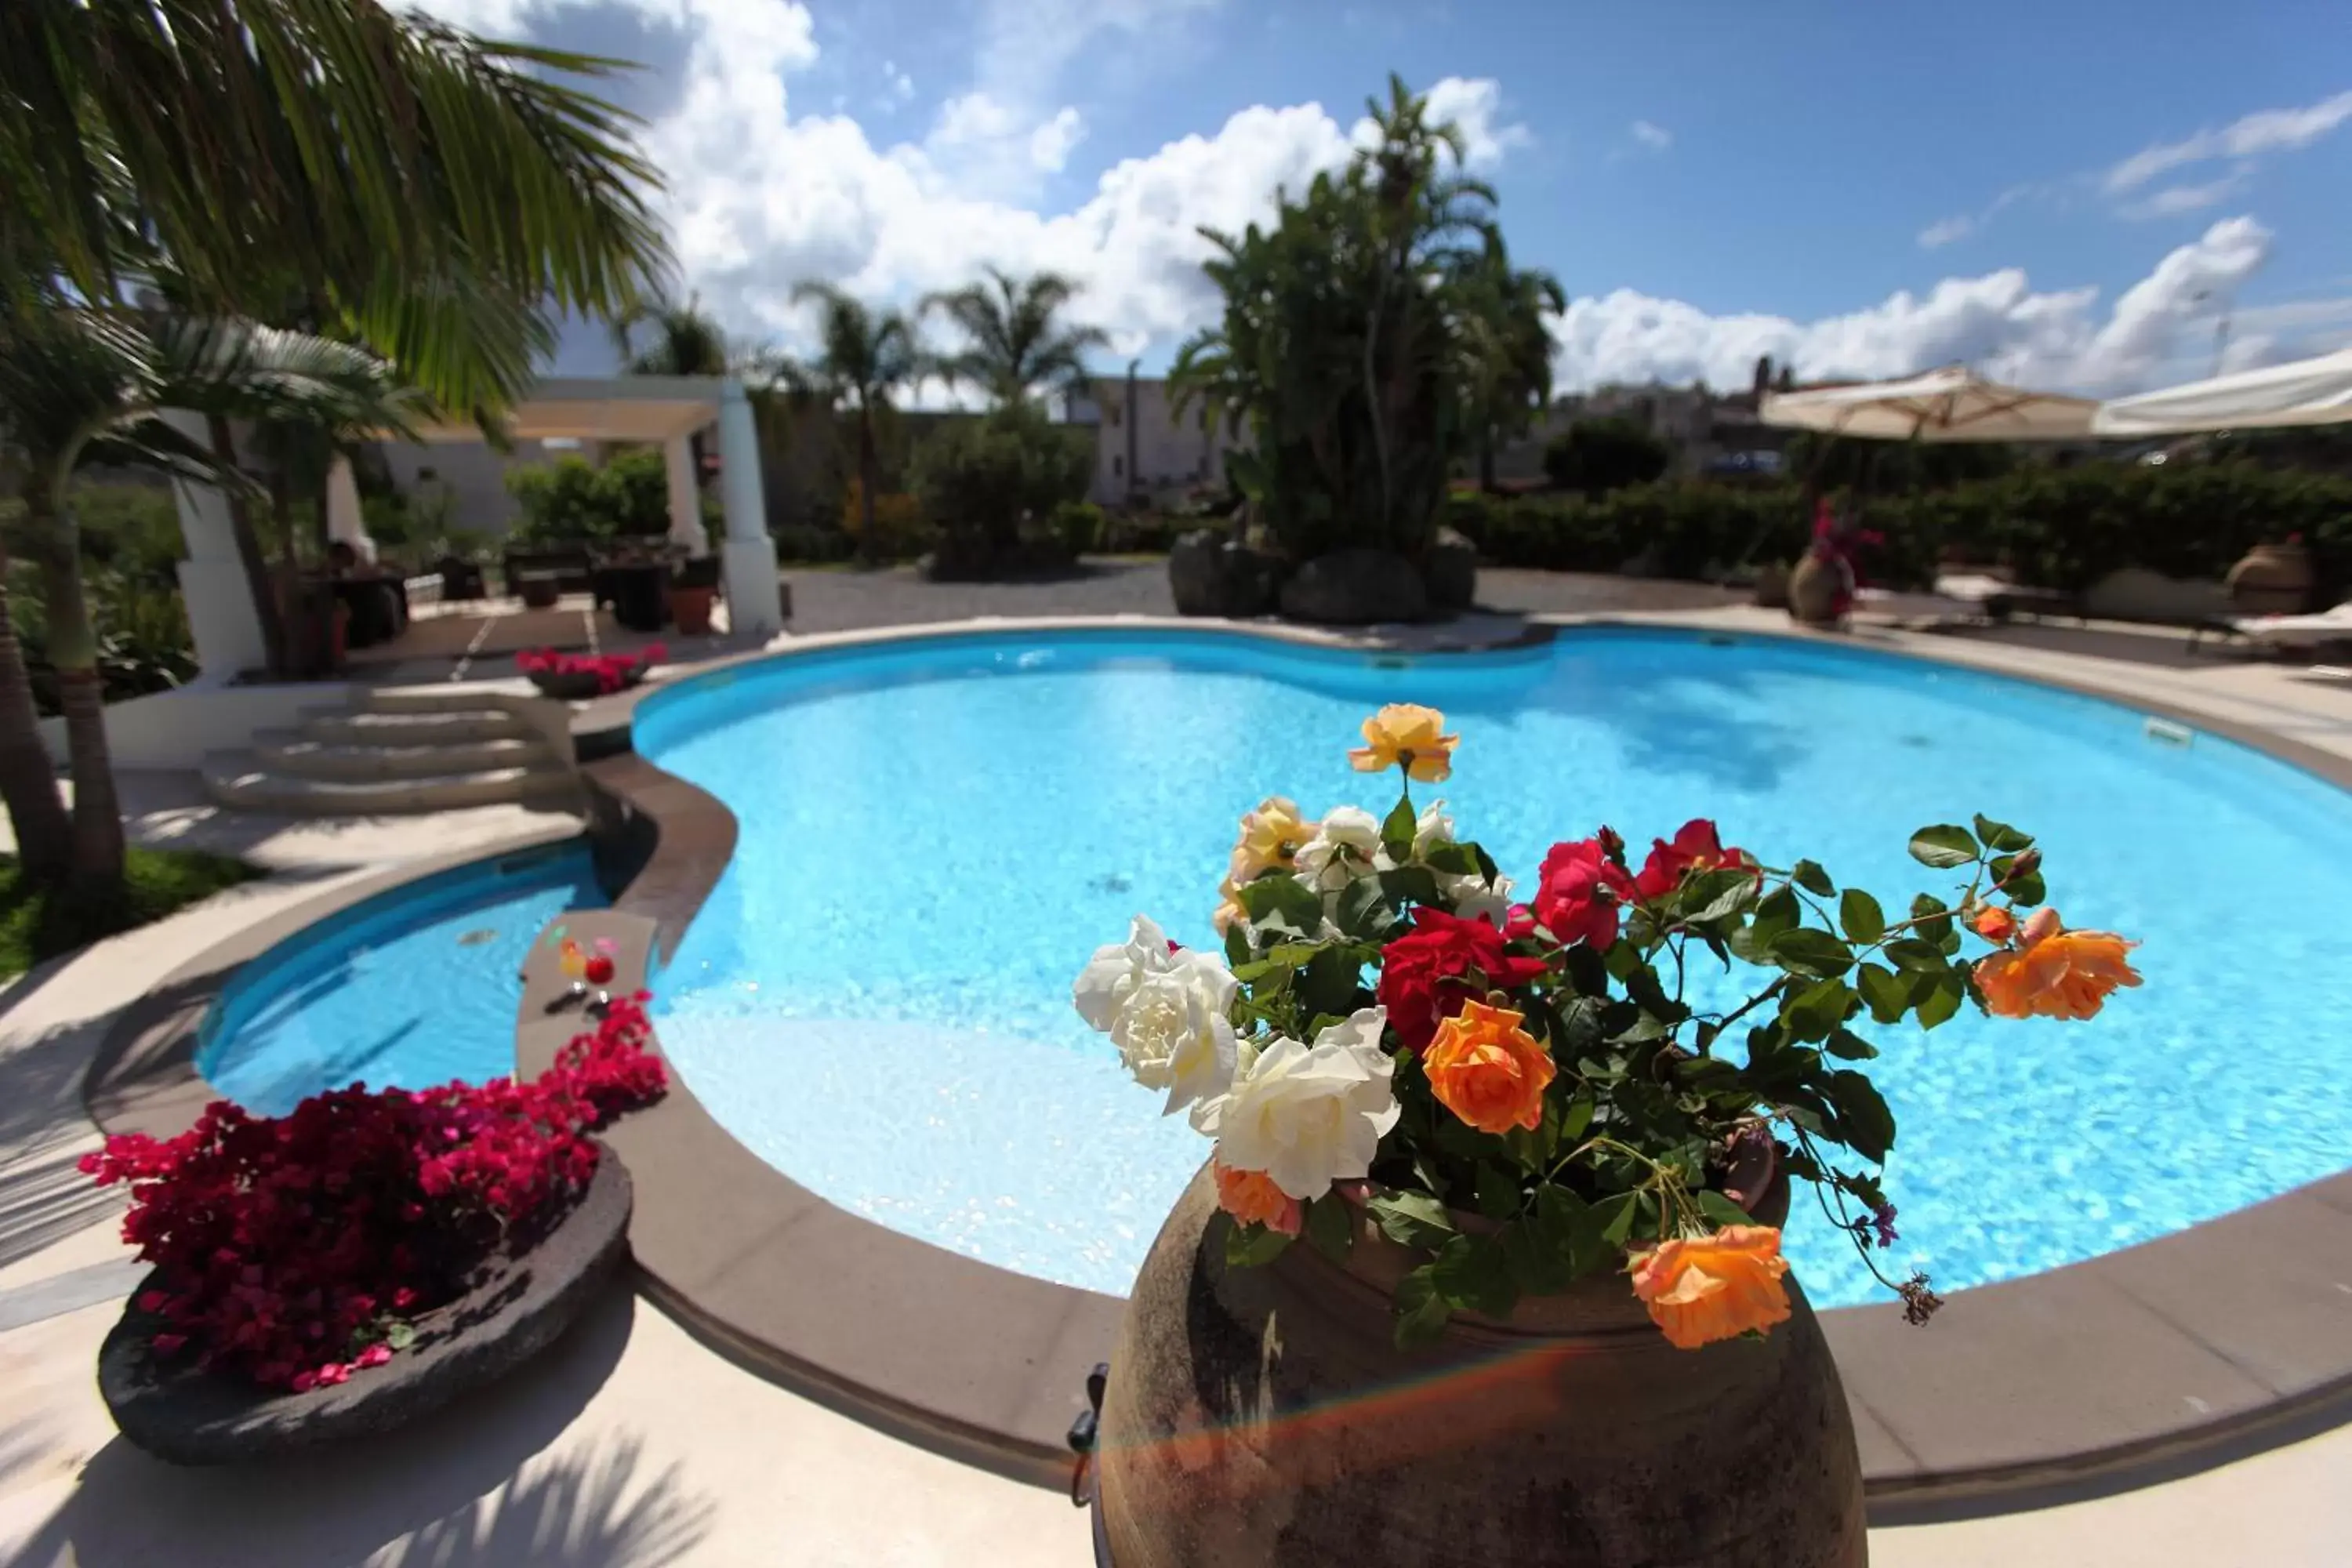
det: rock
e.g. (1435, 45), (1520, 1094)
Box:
(1423, 527), (1478, 613)
(1168, 530), (1278, 618)
(100, 1156), (633, 1466)
(1279, 549), (1429, 625)
(2079, 566), (2229, 623)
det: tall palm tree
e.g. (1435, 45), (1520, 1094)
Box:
(0, 309), (421, 890)
(773, 285), (924, 564)
(922, 269), (1109, 408)
(613, 292), (733, 500)
(1457, 239), (1566, 492)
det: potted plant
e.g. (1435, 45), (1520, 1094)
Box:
(669, 556), (720, 635)
(1074, 704), (2139, 1566)
(82, 996), (667, 1464)
(2225, 531), (2314, 615)
(514, 643), (665, 701)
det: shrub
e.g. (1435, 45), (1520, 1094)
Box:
(839, 477), (937, 561)
(505, 449), (674, 547)
(1051, 499), (1107, 555)
(909, 405), (1092, 577)
(772, 523), (852, 564)
(1542, 416), (1672, 495)
(79, 995), (667, 1391)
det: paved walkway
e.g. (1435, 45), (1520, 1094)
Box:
(2, 590), (2350, 1566)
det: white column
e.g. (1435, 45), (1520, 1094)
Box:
(163, 409), (268, 680)
(716, 381), (783, 637)
(664, 432), (709, 554)
(325, 454), (376, 564)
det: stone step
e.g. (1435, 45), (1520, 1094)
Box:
(360, 685), (535, 716)
(297, 706), (534, 746)
(252, 729), (557, 781)
(201, 752), (579, 815)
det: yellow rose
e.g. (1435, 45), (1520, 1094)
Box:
(1348, 704), (1459, 782)
(1231, 796), (1312, 880)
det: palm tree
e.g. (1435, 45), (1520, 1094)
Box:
(613, 292), (734, 507)
(921, 269), (1109, 408)
(773, 285), (924, 564)
(0, 309), (421, 890)
(1457, 240), (1566, 492)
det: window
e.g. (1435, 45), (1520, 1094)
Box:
(1112, 456), (1123, 477)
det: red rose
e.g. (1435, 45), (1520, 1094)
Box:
(1534, 839), (1636, 950)
(583, 955), (615, 986)
(1377, 907), (1551, 1053)
(1634, 818), (1751, 902)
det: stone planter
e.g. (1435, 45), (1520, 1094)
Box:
(525, 665), (646, 702)
(99, 1156), (633, 1466)
(1788, 553), (1848, 626)
(1168, 531), (1279, 618)
(1752, 561), (1791, 609)
(668, 584), (717, 636)
(2225, 542), (2314, 615)
(1095, 1163), (1860, 1568)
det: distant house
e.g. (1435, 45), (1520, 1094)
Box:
(1066, 375), (1247, 508)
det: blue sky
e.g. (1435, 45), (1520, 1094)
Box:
(419, 0), (2352, 395)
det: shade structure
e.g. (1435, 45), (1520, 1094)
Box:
(2092, 347), (2352, 436)
(1759, 365), (2098, 443)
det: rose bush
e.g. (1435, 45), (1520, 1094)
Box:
(1076, 704), (2143, 1349)
(80, 995), (667, 1390)
(514, 643), (665, 696)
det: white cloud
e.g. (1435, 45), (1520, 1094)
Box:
(884, 61), (914, 103)
(1417, 78), (1533, 169)
(1028, 107), (1088, 172)
(1916, 214), (1974, 249)
(1550, 217), (2274, 396)
(2118, 165), (2252, 220)
(1629, 119), (1671, 152)
(2106, 89), (2352, 191)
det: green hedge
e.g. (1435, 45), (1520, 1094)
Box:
(1446, 462), (2352, 593)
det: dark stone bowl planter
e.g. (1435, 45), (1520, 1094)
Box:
(525, 665), (647, 702)
(98, 1156), (632, 1467)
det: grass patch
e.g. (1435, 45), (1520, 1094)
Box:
(0, 848), (264, 980)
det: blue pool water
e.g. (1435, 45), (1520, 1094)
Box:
(200, 843), (609, 1115)
(637, 627), (2352, 1303)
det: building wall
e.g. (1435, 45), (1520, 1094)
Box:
(371, 437), (601, 538)
(1073, 377), (1247, 506)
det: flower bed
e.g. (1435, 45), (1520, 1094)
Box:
(82, 995), (666, 1396)
(516, 643), (664, 699)
(1075, 703), (2140, 1349)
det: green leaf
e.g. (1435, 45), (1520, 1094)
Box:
(1854, 962), (1910, 1025)
(1432, 1233), (1520, 1318)
(1907, 824), (1979, 869)
(1592, 1191), (1641, 1248)
(1972, 814), (2034, 853)
(1334, 877), (1395, 940)
(1748, 885), (1801, 946)
(1296, 946), (1366, 1022)
(1557, 1093), (1595, 1145)
(1791, 858), (1835, 896)
(1498, 1215), (1568, 1294)
(1883, 938), (1949, 975)
(383, 1321), (417, 1352)
(1304, 1194), (1355, 1262)
(1366, 1190), (1457, 1251)
(2005, 869), (2047, 907)
(1225, 1220), (1293, 1268)
(1915, 970), (1965, 1029)
(1782, 977), (1855, 1041)
(1681, 868), (1759, 924)
(1377, 866), (1444, 908)
(1473, 1164), (1522, 1221)
(1222, 922), (1252, 967)
(1381, 794), (1419, 862)
(1825, 1069), (1897, 1162)
(1769, 927), (1855, 978)
(1236, 874), (1324, 935)
(1695, 1190), (1753, 1228)
(1393, 1265), (1454, 1348)
(1908, 894), (1954, 942)
(1824, 1026), (1880, 1061)
(1422, 842), (1483, 877)
(1838, 888), (1886, 944)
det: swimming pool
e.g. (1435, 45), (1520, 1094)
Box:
(199, 841), (610, 1115)
(636, 626), (2352, 1303)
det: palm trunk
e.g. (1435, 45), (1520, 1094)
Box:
(856, 411), (880, 566)
(24, 488), (125, 891)
(0, 536), (72, 883)
(207, 414), (288, 677)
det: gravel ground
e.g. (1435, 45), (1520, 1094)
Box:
(778, 560), (1741, 635)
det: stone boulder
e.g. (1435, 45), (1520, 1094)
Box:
(1423, 526), (1478, 613)
(1168, 530), (1279, 618)
(1279, 549), (1429, 625)
(2078, 566), (2229, 624)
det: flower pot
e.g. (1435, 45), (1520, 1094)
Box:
(1787, 553), (1848, 626)
(1752, 561), (1791, 609)
(1094, 1163), (1863, 1568)
(524, 665), (645, 702)
(668, 583), (717, 636)
(97, 1155), (632, 1466)
(518, 572), (561, 610)
(2224, 542), (2314, 615)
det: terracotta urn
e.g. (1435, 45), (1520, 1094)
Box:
(1094, 1164), (1864, 1568)
(2224, 541), (2314, 615)
(1752, 561), (1791, 609)
(1787, 552), (1848, 626)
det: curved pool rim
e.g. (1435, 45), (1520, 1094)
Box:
(86, 615), (2352, 1514)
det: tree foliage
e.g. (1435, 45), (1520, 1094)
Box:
(1543, 416), (1673, 496)
(923, 268), (1109, 407)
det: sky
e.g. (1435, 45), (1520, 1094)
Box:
(412, 0), (2352, 399)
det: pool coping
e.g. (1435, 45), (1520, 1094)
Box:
(89, 612), (2352, 1516)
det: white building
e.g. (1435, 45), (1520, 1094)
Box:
(1066, 375), (1248, 507)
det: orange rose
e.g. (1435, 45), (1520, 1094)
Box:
(1348, 704), (1460, 782)
(1971, 905), (2016, 943)
(1973, 907), (2142, 1021)
(1628, 1226), (1792, 1350)
(1423, 1000), (1555, 1134)
(1214, 1162), (1303, 1235)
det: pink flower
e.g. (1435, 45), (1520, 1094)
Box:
(357, 1343), (394, 1369)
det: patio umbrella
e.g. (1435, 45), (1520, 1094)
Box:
(2091, 346), (2352, 435)
(1759, 365), (2099, 442)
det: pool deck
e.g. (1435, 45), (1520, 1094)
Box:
(7, 597), (2352, 1563)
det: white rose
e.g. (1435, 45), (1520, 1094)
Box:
(1072, 914), (1180, 1032)
(1294, 806), (1385, 892)
(1192, 1007), (1400, 1200)
(1412, 800), (1456, 859)
(1109, 955), (1240, 1114)
(1446, 873), (1516, 930)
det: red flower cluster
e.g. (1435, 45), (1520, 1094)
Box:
(1377, 908), (1550, 1053)
(1533, 839), (1635, 949)
(1633, 818), (1754, 901)
(79, 994), (667, 1392)
(514, 644), (666, 695)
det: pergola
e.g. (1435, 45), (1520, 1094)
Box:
(171, 376), (783, 679)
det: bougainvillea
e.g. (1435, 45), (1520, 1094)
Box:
(81, 994), (666, 1390)
(515, 643), (665, 695)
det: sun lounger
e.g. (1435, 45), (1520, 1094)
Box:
(2218, 601), (2352, 651)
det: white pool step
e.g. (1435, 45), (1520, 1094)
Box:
(252, 728), (559, 781)
(201, 688), (579, 817)
(297, 706), (535, 746)
(202, 751), (579, 815)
